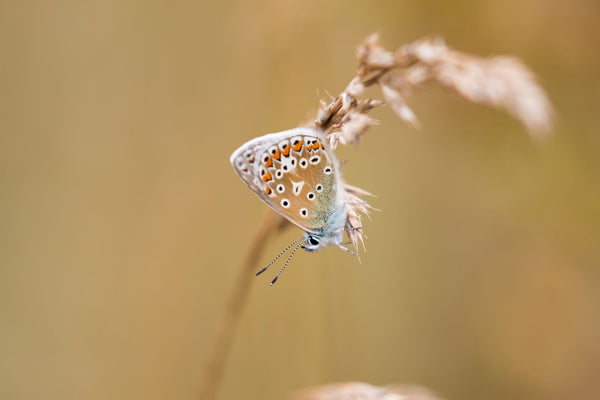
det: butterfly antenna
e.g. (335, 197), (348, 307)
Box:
(255, 237), (304, 276)
(270, 240), (306, 286)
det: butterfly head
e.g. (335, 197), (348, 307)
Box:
(301, 233), (325, 252)
(301, 226), (345, 252)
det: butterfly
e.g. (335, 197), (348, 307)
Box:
(230, 127), (359, 284)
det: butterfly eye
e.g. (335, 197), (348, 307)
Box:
(308, 237), (319, 246)
(324, 166), (332, 175)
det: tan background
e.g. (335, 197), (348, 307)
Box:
(1, 1), (599, 400)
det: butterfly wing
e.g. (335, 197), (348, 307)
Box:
(230, 128), (345, 234)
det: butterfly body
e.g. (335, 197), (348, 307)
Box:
(230, 128), (348, 252)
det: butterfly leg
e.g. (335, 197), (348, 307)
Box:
(337, 244), (359, 257)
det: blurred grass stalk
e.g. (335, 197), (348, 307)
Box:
(198, 33), (553, 400)
(197, 208), (286, 400)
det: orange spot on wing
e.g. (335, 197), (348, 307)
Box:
(262, 171), (272, 182)
(273, 149), (281, 160)
(293, 141), (303, 151)
(264, 186), (272, 195)
(249, 156), (255, 163)
(313, 142), (321, 150)
(282, 145), (290, 157)
(264, 158), (273, 168)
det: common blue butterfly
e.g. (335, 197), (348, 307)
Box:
(230, 127), (361, 284)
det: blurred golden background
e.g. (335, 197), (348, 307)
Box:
(1, 1), (599, 399)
